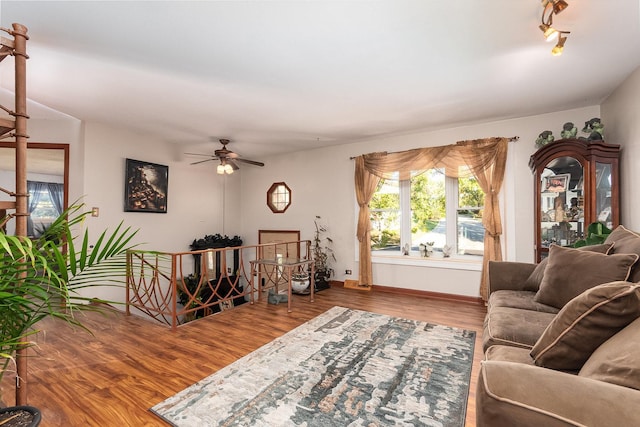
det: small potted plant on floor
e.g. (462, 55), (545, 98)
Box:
(312, 216), (335, 291)
(0, 203), (139, 425)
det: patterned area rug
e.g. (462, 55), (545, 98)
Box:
(151, 306), (476, 426)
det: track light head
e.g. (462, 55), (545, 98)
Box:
(551, 0), (569, 14)
(539, 23), (559, 41)
(552, 32), (569, 56)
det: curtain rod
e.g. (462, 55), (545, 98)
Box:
(349, 136), (520, 160)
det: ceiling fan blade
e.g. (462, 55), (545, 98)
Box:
(184, 152), (215, 157)
(190, 158), (215, 165)
(227, 159), (240, 170)
(235, 158), (265, 167)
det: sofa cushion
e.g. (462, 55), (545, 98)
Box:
(533, 245), (637, 308)
(531, 281), (640, 371)
(477, 361), (640, 427)
(522, 243), (613, 292)
(485, 345), (536, 366)
(605, 225), (640, 282)
(483, 306), (557, 352)
(488, 290), (559, 314)
(579, 316), (640, 391)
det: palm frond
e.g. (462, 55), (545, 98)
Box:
(0, 202), (140, 387)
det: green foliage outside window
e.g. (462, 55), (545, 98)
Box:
(369, 170), (485, 251)
(370, 184), (400, 250)
(458, 175), (484, 215)
(410, 171), (445, 233)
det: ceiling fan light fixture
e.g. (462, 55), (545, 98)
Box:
(186, 138), (264, 174)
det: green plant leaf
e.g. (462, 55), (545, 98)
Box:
(0, 202), (140, 388)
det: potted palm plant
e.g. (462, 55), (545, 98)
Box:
(0, 203), (139, 426)
(312, 216), (335, 291)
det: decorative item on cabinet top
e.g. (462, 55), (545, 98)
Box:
(534, 118), (605, 149)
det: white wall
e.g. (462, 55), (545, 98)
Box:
(82, 122), (246, 250)
(601, 65), (640, 231)
(0, 115), (243, 304)
(240, 105), (601, 297)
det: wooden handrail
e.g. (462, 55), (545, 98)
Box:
(126, 240), (312, 330)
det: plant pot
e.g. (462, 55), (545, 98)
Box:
(314, 271), (331, 292)
(291, 273), (310, 294)
(291, 279), (310, 294)
(0, 405), (42, 427)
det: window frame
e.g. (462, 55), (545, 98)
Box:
(370, 171), (484, 264)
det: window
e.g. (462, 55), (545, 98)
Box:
(266, 182), (292, 213)
(370, 168), (484, 257)
(27, 181), (64, 237)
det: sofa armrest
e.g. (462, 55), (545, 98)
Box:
(477, 361), (640, 427)
(488, 261), (536, 294)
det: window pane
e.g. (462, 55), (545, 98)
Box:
(29, 188), (58, 238)
(410, 169), (446, 249)
(30, 191), (57, 220)
(370, 179), (401, 251)
(458, 175), (484, 208)
(457, 175), (484, 256)
(457, 210), (484, 255)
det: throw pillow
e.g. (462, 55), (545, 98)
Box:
(531, 281), (640, 371)
(579, 316), (640, 390)
(523, 243), (613, 292)
(533, 245), (637, 308)
(605, 225), (640, 282)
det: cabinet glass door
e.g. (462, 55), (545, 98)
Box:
(539, 156), (584, 250)
(595, 162), (613, 228)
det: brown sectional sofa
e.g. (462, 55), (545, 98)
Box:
(477, 226), (640, 427)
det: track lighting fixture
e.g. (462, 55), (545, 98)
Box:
(540, 0), (570, 56)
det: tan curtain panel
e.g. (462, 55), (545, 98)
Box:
(354, 156), (381, 287)
(354, 137), (510, 300)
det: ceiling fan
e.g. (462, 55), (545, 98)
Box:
(186, 138), (265, 174)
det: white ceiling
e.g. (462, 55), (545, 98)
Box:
(1, 1), (639, 160)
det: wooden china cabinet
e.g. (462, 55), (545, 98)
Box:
(529, 138), (620, 262)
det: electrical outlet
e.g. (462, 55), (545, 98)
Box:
(345, 269), (352, 275)
(227, 267), (232, 274)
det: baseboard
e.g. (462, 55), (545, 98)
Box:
(335, 281), (483, 305)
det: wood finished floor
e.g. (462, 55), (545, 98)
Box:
(0, 286), (486, 426)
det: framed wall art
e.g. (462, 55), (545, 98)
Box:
(542, 173), (570, 193)
(124, 158), (168, 213)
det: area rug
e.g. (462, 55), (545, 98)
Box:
(151, 306), (476, 426)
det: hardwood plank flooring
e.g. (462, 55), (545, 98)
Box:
(0, 286), (486, 426)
